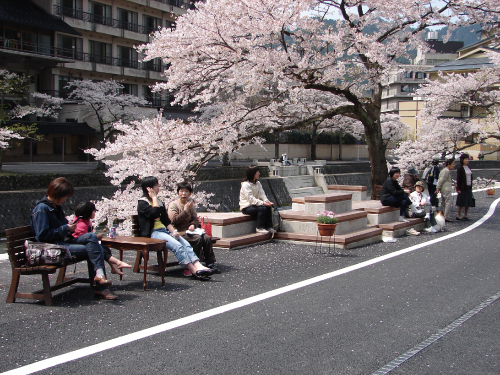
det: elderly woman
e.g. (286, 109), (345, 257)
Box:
(168, 181), (219, 274)
(380, 167), (414, 223)
(31, 177), (117, 300)
(456, 153), (474, 221)
(436, 159), (455, 222)
(137, 176), (216, 280)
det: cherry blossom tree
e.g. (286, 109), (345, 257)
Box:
(135, 0), (500, 198)
(0, 70), (63, 169)
(66, 80), (152, 145)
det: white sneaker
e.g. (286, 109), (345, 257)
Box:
(429, 226), (438, 233)
(406, 228), (420, 236)
(399, 216), (409, 223)
(382, 237), (397, 243)
(256, 228), (269, 233)
(424, 213), (430, 222)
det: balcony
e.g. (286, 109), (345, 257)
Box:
(53, 5), (175, 35)
(0, 38), (75, 64)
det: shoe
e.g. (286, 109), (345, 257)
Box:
(195, 269), (215, 277)
(430, 226), (438, 233)
(183, 269), (192, 277)
(192, 275), (211, 281)
(463, 217), (470, 221)
(94, 289), (118, 300)
(445, 218), (452, 222)
(424, 213), (430, 222)
(207, 263), (221, 274)
(256, 228), (269, 233)
(94, 275), (112, 287)
(398, 216), (409, 223)
(406, 228), (420, 236)
(456, 216), (463, 221)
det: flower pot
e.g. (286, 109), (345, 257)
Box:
(317, 223), (337, 236)
(487, 188), (495, 196)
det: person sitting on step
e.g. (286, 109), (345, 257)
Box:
(239, 165), (275, 233)
(409, 181), (431, 221)
(380, 167), (416, 223)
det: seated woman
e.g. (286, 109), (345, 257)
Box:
(239, 165), (274, 233)
(168, 181), (219, 274)
(31, 177), (117, 300)
(137, 176), (216, 280)
(380, 167), (414, 222)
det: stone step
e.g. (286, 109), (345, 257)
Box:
(279, 209), (368, 235)
(213, 232), (272, 249)
(378, 218), (426, 238)
(327, 185), (367, 201)
(302, 192), (353, 214)
(288, 187), (325, 198)
(198, 212), (256, 238)
(274, 227), (383, 249)
(351, 200), (400, 225)
(284, 175), (317, 189)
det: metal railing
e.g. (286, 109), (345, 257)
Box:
(54, 5), (151, 34)
(0, 38), (75, 60)
(80, 53), (163, 72)
(150, 0), (190, 9)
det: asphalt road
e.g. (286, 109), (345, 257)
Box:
(0, 191), (498, 375)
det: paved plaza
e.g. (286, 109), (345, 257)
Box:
(0, 190), (499, 374)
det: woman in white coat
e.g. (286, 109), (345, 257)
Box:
(239, 165), (275, 233)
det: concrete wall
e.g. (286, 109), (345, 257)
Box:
(230, 144), (370, 161)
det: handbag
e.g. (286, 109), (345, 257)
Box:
(24, 240), (71, 267)
(200, 217), (212, 237)
(471, 196), (476, 208)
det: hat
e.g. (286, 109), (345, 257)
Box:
(407, 167), (418, 175)
(415, 181), (425, 188)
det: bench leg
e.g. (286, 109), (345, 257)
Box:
(157, 251), (166, 287)
(56, 266), (67, 285)
(41, 273), (53, 306)
(6, 269), (20, 303)
(142, 250), (149, 291)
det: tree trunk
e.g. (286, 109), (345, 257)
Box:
(0, 148), (6, 172)
(274, 131), (280, 160)
(363, 119), (388, 199)
(311, 123), (318, 161)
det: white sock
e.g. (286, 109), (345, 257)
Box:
(96, 268), (105, 277)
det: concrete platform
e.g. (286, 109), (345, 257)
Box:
(327, 185), (367, 201)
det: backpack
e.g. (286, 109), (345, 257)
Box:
(272, 207), (284, 233)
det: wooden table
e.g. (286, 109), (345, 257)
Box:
(101, 236), (167, 291)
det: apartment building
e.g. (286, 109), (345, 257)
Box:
(1, 0), (193, 161)
(381, 32), (464, 115)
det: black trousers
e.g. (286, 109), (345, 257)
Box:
(183, 233), (216, 265)
(242, 205), (273, 229)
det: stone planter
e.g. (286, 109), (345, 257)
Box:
(317, 223), (337, 236)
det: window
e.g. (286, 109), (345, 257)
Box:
(118, 46), (138, 68)
(461, 105), (470, 117)
(89, 1), (112, 26)
(164, 20), (176, 30)
(143, 15), (162, 34)
(415, 71), (426, 79)
(401, 84), (417, 93)
(121, 83), (138, 96)
(53, 137), (64, 155)
(61, 0), (83, 18)
(58, 76), (81, 98)
(403, 71), (413, 79)
(118, 8), (138, 32)
(89, 40), (112, 64)
(143, 85), (162, 106)
(57, 35), (83, 59)
(23, 139), (37, 155)
(143, 58), (162, 72)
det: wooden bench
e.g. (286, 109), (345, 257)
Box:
(5, 226), (92, 306)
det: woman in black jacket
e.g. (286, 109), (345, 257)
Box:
(456, 154), (473, 220)
(137, 176), (215, 280)
(380, 167), (413, 222)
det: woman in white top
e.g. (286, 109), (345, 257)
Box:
(239, 165), (275, 233)
(456, 154), (474, 220)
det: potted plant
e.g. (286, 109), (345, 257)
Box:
(486, 186), (496, 196)
(316, 211), (338, 236)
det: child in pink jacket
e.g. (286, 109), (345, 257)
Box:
(70, 202), (131, 275)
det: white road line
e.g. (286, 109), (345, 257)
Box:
(1, 196), (499, 375)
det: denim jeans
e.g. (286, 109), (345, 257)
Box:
(56, 234), (106, 291)
(242, 205), (272, 229)
(382, 194), (412, 217)
(151, 228), (198, 267)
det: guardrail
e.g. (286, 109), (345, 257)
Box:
(0, 38), (75, 59)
